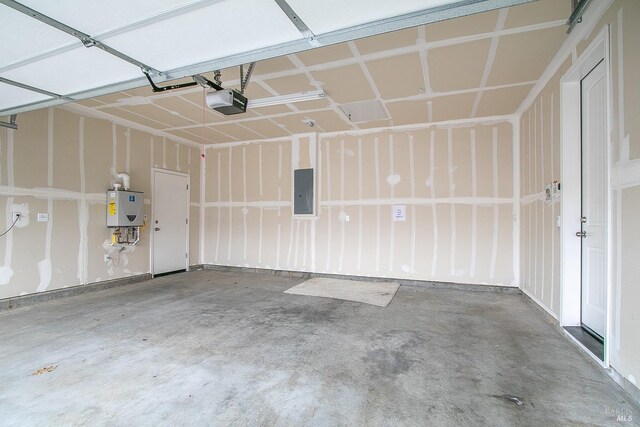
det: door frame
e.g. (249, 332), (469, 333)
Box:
(150, 167), (191, 276)
(560, 26), (612, 366)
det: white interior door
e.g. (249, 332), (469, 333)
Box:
(580, 60), (607, 338)
(153, 169), (189, 275)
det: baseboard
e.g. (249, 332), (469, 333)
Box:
(199, 264), (522, 295)
(0, 273), (152, 311)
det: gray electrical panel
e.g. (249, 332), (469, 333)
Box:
(294, 168), (314, 215)
(107, 190), (144, 227)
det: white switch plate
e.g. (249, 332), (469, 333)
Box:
(37, 213), (49, 222)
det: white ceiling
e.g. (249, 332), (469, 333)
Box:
(0, 0), (534, 116)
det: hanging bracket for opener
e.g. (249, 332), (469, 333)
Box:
(0, 114), (18, 130)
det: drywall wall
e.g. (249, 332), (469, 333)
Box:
(0, 107), (201, 300)
(203, 119), (516, 286)
(520, 0), (640, 396)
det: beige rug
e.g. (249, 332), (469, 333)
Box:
(284, 277), (399, 307)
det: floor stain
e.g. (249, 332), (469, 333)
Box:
(31, 365), (58, 376)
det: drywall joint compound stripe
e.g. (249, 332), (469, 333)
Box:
(339, 139), (345, 273)
(214, 151), (221, 263)
(409, 135), (417, 274)
(470, 129), (478, 278)
(490, 127), (499, 280)
(511, 115), (521, 288)
(227, 147), (232, 262)
(539, 98), (545, 301)
(242, 147), (247, 261)
(448, 128), (456, 277)
(429, 130), (438, 277)
(357, 138), (363, 272)
(374, 137), (381, 272)
(323, 138), (332, 271)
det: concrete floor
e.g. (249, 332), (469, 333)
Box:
(0, 270), (637, 426)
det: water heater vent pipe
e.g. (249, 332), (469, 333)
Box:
(116, 172), (130, 190)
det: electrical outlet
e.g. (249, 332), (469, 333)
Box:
(104, 254), (110, 262)
(37, 213), (49, 222)
(12, 212), (20, 222)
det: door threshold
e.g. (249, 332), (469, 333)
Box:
(153, 269), (187, 278)
(564, 326), (604, 361)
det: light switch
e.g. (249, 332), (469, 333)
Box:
(37, 213), (49, 222)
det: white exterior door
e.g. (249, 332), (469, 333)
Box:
(580, 60), (607, 338)
(152, 169), (189, 275)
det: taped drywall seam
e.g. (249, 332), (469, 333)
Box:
(149, 136), (154, 169)
(471, 9), (508, 117)
(324, 139), (332, 271)
(199, 146), (205, 264)
(490, 127), (499, 280)
(276, 223), (282, 269)
(162, 137), (167, 169)
(303, 221), (308, 269)
(215, 152), (223, 262)
(615, 7), (624, 352)
(236, 20), (565, 85)
(278, 144), (283, 217)
(409, 135), (416, 274)
(357, 138), (363, 272)
(533, 101), (538, 295)
(242, 147), (247, 261)
(540, 99), (545, 301)
(38, 109), (55, 292)
(294, 219), (300, 267)
(531, 101), (540, 298)
(310, 214), (316, 272)
(292, 137), (300, 170)
(339, 139), (345, 273)
(321, 115), (512, 140)
(512, 115), (521, 288)
(430, 131), (438, 277)
(417, 26), (433, 97)
(528, 109), (533, 291)
(227, 147), (232, 262)
(375, 137), (381, 272)
(1, 129), (15, 285)
(470, 129), (477, 278)
(64, 104), (200, 149)
(175, 144), (180, 172)
(77, 117), (88, 284)
(126, 129), (131, 174)
(112, 124), (118, 174)
(448, 129), (456, 277)
(204, 201), (291, 208)
(388, 135), (395, 273)
(258, 145), (263, 197)
(320, 197), (512, 207)
(258, 206), (263, 266)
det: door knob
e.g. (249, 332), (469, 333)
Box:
(155, 227), (160, 231)
(575, 231), (586, 238)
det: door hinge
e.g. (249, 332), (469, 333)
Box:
(186, 252), (188, 259)
(187, 184), (189, 190)
(186, 218), (188, 224)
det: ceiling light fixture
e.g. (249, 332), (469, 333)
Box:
(248, 90), (325, 108)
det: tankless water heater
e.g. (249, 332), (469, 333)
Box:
(106, 190), (143, 227)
